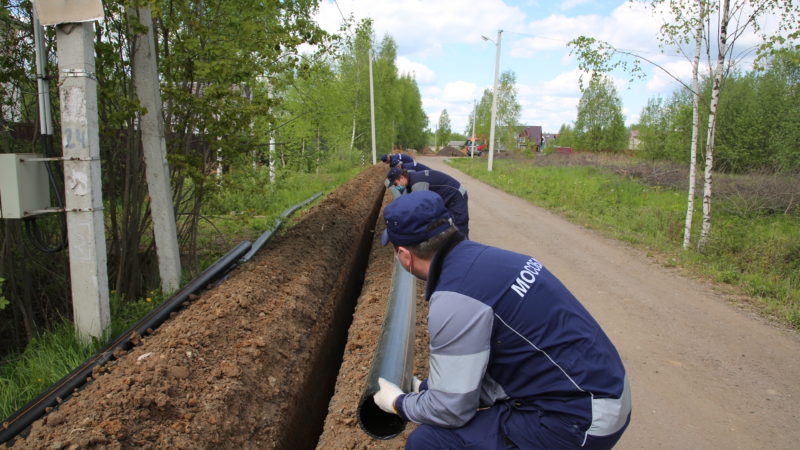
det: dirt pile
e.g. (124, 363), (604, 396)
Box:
(8, 165), (389, 449)
(437, 146), (463, 157)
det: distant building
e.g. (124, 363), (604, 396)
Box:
(517, 126), (543, 152)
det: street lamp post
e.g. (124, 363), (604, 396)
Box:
(470, 99), (477, 158)
(482, 30), (502, 172)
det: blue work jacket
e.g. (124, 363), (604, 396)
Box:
(395, 238), (631, 445)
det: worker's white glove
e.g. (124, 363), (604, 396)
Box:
(373, 377), (404, 415)
(412, 376), (422, 393)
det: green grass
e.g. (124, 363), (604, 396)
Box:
(0, 158), (363, 423)
(451, 158), (800, 329)
(196, 162), (362, 263)
(0, 292), (166, 420)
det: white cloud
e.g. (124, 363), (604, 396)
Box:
(396, 57), (436, 83)
(316, 0), (527, 58)
(442, 80), (481, 102)
(422, 81), (481, 133)
(514, 3), (664, 60)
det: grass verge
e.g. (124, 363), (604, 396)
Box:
(450, 157), (800, 329)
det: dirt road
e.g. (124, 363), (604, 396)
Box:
(419, 156), (800, 449)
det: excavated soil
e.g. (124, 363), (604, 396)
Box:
(8, 164), (427, 449)
(436, 146), (463, 157)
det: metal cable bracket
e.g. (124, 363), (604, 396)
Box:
(21, 156), (100, 162)
(60, 69), (97, 80)
(23, 207), (103, 216)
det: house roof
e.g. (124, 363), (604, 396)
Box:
(518, 125), (542, 141)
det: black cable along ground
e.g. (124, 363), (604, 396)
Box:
(239, 192), (323, 263)
(0, 192), (324, 446)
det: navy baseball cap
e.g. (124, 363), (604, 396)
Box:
(386, 167), (402, 184)
(380, 154), (389, 162)
(381, 191), (453, 246)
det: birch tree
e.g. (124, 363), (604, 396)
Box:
(684, 1), (704, 249)
(570, 0), (800, 250)
(657, 0), (708, 249)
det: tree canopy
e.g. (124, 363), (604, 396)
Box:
(574, 76), (627, 152)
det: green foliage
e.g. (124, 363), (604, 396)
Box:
(0, 321), (99, 421)
(466, 70), (522, 150)
(553, 124), (577, 148)
(281, 20), (427, 159)
(396, 75), (429, 150)
(496, 72), (522, 151)
(199, 159), (361, 252)
(637, 91), (694, 162)
(450, 158), (800, 328)
(636, 50), (800, 173)
(0, 278), (7, 311)
(574, 75), (627, 152)
(436, 109), (452, 146)
(0, 290), (166, 421)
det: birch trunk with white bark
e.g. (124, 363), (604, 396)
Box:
(683, 0), (705, 250)
(699, 0), (730, 250)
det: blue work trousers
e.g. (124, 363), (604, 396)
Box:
(405, 402), (630, 450)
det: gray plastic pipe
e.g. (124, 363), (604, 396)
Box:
(357, 257), (417, 439)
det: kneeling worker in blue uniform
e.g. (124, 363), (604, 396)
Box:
(387, 167), (469, 239)
(374, 191), (631, 449)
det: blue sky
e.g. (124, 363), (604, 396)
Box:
(314, 0), (777, 134)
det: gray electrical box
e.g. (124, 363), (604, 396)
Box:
(0, 153), (52, 219)
(34, 0), (104, 26)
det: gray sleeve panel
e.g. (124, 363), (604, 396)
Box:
(427, 291), (493, 356)
(401, 291), (493, 427)
(411, 181), (430, 191)
(589, 375), (632, 437)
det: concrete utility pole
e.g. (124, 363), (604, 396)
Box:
(268, 80), (276, 183)
(56, 22), (109, 341)
(129, 6), (181, 294)
(483, 30), (502, 172)
(368, 49), (377, 164)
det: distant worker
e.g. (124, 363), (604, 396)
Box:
(386, 167), (469, 239)
(374, 191), (631, 450)
(380, 153), (415, 167)
(399, 160), (432, 172)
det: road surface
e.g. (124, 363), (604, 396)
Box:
(419, 156), (800, 449)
